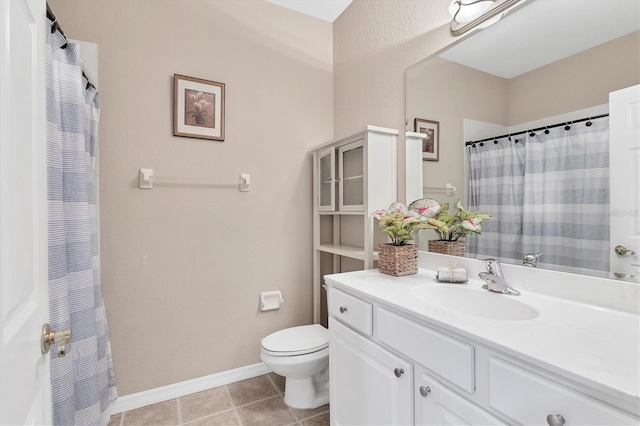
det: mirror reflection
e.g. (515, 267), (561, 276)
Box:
(406, 0), (639, 280)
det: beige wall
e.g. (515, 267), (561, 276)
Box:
(508, 31), (640, 124)
(333, 0), (456, 202)
(48, 0), (333, 396)
(406, 57), (508, 205)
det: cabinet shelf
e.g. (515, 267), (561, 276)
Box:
(342, 175), (364, 182)
(317, 211), (364, 216)
(317, 244), (379, 261)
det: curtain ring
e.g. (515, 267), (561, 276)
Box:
(544, 127), (550, 135)
(586, 118), (593, 127)
(564, 122), (571, 130)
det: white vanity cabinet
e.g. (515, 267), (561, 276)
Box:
(326, 282), (640, 426)
(328, 287), (412, 425)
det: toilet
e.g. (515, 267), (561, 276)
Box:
(260, 324), (329, 409)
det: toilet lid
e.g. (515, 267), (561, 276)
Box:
(262, 324), (328, 355)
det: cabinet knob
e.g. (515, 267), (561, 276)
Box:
(339, 306), (348, 313)
(393, 368), (404, 377)
(419, 386), (431, 397)
(546, 414), (565, 426)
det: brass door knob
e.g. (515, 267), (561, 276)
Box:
(41, 323), (71, 357)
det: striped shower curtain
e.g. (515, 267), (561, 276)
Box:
(46, 18), (117, 426)
(467, 117), (610, 276)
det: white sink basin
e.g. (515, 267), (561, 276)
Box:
(411, 285), (539, 321)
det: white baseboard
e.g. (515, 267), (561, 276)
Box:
(109, 362), (271, 414)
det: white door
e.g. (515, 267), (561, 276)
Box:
(415, 367), (504, 425)
(0, 0), (51, 424)
(329, 318), (413, 426)
(610, 85), (640, 282)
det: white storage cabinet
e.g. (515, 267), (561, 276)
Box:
(311, 126), (398, 323)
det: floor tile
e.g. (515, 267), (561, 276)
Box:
(227, 375), (278, 406)
(179, 387), (233, 423)
(301, 411), (330, 426)
(183, 409), (240, 426)
(291, 403), (329, 421)
(236, 395), (298, 426)
(117, 374), (330, 425)
(268, 372), (286, 394)
(122, 399), (179, 426)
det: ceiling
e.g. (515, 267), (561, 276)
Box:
(439, 0), (640, 79)
(265, 0), (352, 23)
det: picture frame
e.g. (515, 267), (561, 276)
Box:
(414, 118), (439, 161)
(173, 74), (225, 141)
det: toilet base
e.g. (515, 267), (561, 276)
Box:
(283, 375), (329, 410)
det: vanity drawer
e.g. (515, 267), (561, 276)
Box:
(377, 307), (475, 393)
(328, 287), (373, 336)
(488, 357), (639, 425)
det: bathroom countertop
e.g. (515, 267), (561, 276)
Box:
(325, 268), (640, 411)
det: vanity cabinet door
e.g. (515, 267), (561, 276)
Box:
(415, 366), (505, 426)
(329, 318), (412, 426)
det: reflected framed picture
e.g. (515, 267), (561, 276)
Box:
(414, 118), (439, 161)
(174, 74), (225, 141)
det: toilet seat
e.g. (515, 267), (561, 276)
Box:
(261, 324), (328, 356)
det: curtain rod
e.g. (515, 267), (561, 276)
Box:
(464, 113), (609, 147)
(46, 2), (95, 90)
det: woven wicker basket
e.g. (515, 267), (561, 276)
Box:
(377, 244), (418, 276)
(428, 240), (466, 256)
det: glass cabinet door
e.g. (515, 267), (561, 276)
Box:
(338, 140), (364, 211)
(318, 147), (335, 211)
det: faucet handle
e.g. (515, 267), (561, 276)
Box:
(481, 258), (501, 275)
(523, 252), (542, 267)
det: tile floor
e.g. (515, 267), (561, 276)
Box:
(107, 373), (330, 426)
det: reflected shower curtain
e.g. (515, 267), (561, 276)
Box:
(467, 117), (610, 276)
(46, 18), (117, 426)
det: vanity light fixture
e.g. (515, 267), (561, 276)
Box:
(449, 0), (495, 24)
(449, 0), (527, 36)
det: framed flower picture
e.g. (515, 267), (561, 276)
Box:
(173, 74), (225, 141)
(414, 118), (439, 161)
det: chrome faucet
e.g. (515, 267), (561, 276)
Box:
(523, 252), (542, 267)
(478, 259), (521, 296)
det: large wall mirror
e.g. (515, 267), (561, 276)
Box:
(406, 0), (639, 280)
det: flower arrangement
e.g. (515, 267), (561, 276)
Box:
(372, 199), (492, 245)
(410, 198), (492, 241)
(187, 91), (211, 124)
(371, 201), (436, 246)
